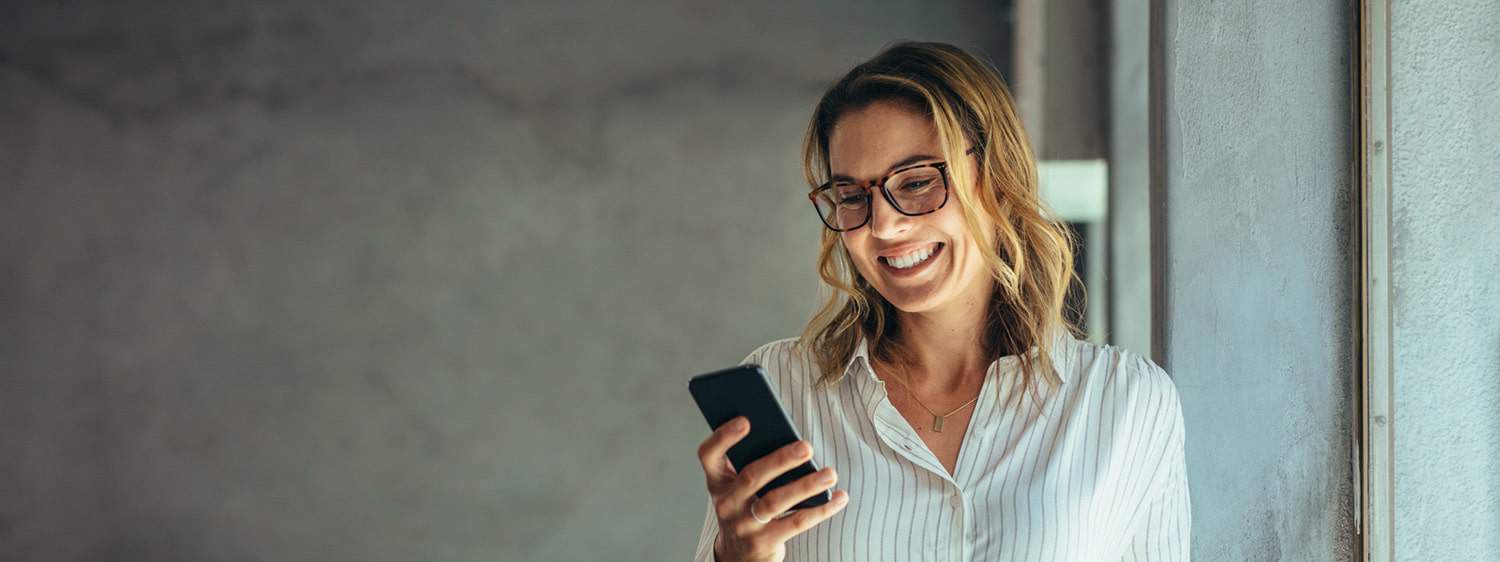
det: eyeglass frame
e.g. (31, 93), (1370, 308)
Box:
(807, 146), (979, 232)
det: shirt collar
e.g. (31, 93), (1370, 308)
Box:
(843, 326), (1075, 385)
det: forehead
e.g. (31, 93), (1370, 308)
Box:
(827, 100), (941, 180)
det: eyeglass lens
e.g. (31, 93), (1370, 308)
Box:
(814, 166), (946, 231)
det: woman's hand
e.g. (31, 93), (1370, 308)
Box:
(696, 416), (850, 562)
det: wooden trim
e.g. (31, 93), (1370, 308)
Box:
(1358, 0), (1395, 559)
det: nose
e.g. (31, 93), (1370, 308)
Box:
(866, 187), (913, 239)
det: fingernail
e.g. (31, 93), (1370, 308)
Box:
(734, 418), (747, 430)
(798, 442), (812, 456)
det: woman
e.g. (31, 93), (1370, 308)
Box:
(692, 41), (1189, 562)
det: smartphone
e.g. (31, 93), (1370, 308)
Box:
(688, 364), (831, 510)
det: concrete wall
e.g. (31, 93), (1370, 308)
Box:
(1389, 0), (1500, 559)
(1157, 0), (1355, 560)
(0, 2), (1010, 561)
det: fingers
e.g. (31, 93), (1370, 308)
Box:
(758, 489), (851, 544)
(755, 466), (839, 519)
(724, 439), (814, 508)
(697, 416), (749, 494)
(697, 423), (848, 560)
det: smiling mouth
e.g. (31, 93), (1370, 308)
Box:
(878, 242), (944, 271)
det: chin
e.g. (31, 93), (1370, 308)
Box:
(871, 282), (948, 313)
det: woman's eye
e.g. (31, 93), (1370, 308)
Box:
(901, 179), (933, 191)
(833, 187), (863, 203)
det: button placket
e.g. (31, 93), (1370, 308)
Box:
(861, 354), (950, 479)
(948, 488), (974, 561)
(872, 403), (949, 478)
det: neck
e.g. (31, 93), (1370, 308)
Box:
(885, 280), (997, 393)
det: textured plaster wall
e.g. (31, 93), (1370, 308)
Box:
(0, 2), (1006, 561)
(1389, 0), (1500, 560)
(1158, 0), (1355, 560)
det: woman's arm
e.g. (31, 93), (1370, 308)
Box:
(1119, 455), (1191, 561)
(1120, 374), (1191, 561)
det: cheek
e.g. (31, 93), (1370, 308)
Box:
(942, 200), (993, 254)
(839, 235), (868, 270)
(841, 233), (865, 258)
(946, 228), (991, 276)
(842, 234), (883, 282)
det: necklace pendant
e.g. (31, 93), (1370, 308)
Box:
(932, 415), (945, 432)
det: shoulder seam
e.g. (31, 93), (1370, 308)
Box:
(741, 336), (801, 366)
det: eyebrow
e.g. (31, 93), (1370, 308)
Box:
(829, 153), (942, 183)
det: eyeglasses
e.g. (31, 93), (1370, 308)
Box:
(808, 147), (975, 232)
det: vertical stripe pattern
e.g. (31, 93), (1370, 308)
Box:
(692, 331), (1191, 562)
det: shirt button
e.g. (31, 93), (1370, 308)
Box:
(949, 494), (962, 507)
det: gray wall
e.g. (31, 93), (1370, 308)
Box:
(0, 2), (1010, 561)
(1038, 0), (1107, 162)
(1107, 0), (1151, 358)
(1157, 0), (1355, 560)
(1390, 0), (1500, 559)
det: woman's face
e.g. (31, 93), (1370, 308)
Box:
(827, 100), (995, 315)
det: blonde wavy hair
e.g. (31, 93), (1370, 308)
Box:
(795, 41), (1082, 403)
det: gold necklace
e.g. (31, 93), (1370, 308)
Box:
(885, 373), (979, 433)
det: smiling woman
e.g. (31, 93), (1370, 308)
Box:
(691, 41), (1188, 562)
(800, 51), (1076, 405)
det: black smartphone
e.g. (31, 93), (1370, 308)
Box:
(688, 364), (831, 510)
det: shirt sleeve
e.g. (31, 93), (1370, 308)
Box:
(691, 495), (720, 562)
(1119, 453), (1190, 560)
(1119, 367), (1191, 562)
(693, 339), (790, 562)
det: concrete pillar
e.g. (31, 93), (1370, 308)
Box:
(1388, 0), (1500, 558)
(1155, 0), (1356, 559)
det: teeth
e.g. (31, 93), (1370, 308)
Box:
(885, 243), (938, 269)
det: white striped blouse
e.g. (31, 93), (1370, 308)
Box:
(691, 330), (1190, 561)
